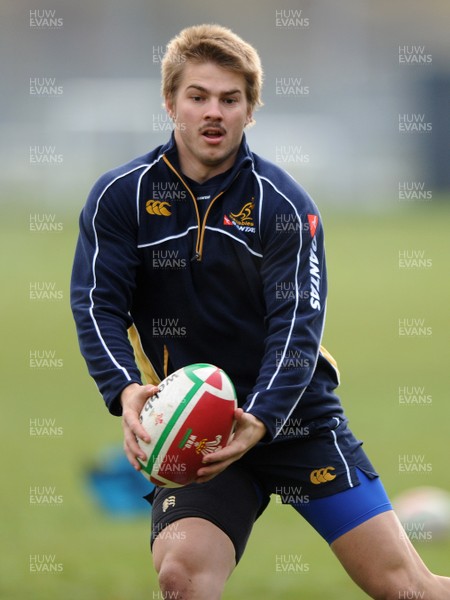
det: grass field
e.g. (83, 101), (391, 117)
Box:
(1, 201), (449, 599)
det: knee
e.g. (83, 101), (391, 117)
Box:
(375, 588), (426, 600)
(157, 556), (191, 596)
(157, 554), (224, 600)
(369, 568), (429, 600)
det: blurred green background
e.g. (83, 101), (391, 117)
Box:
(1, 204), (449, 600)
(1, 1), (450, 598)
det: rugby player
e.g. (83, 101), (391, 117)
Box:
(71, 24), (450, 599)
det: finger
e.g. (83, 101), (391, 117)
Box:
(123, 439), (145, 471)
(122, 414), (149, 456)
(123, 445), (140, 470)
(197, 446), (242, 476)
(124, 427), (148, 461)
(123, 410), (151, 444)
(234, 407), (244, 419)
(130, 385), (159, 441)
(143, 384), (160, 398)
(122, 421), (148, 470)
(202, 446), (233, 465)
(195, 460), (231, 483)
(202, 436), (247, 464)
(133, 420), (151, 444)
(195, 473), (216, 484)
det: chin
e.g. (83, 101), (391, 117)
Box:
(202, 148), (235, 167)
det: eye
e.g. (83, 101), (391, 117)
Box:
(191, 95), (204, 102)
(223, 97), (238, 105)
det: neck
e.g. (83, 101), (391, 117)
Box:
(180, 160), (234, 184)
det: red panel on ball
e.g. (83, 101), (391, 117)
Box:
(153, 389), (235, 486)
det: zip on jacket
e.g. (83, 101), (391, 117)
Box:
(162, 154), (240, 262)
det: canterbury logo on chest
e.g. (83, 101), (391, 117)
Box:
(146, 200), (172, 216)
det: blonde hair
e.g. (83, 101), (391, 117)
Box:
(161, 24), (263, 115)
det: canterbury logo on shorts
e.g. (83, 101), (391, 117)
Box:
(162, 496), (176, 512)
(146, 200), (172, 216)
(310, 466), (336, 485)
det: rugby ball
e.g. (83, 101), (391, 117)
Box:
(137, 363), (237, 488)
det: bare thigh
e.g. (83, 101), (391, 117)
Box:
(331, 510), (439, 599)
(153, 517), (236, 600)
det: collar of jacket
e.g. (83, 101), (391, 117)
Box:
(158, 133), (255, 262)
(160, 132), (255, 189)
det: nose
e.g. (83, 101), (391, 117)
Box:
(203, 98), (223, 121)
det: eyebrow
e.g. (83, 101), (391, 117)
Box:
(185, 84), (242, 96)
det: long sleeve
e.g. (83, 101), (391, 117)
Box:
(70, 171), (144, 415)
(244, 176), (329, 441)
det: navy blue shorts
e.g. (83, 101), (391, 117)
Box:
(148, 417), (392, 562)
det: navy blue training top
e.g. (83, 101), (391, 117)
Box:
(70, 134), (344, 442)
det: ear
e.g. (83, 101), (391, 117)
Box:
(165, 97), (175, 119)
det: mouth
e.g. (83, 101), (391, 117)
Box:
(200, 126), (226, 144)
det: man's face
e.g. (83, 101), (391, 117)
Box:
(165, 61), (253, 182)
